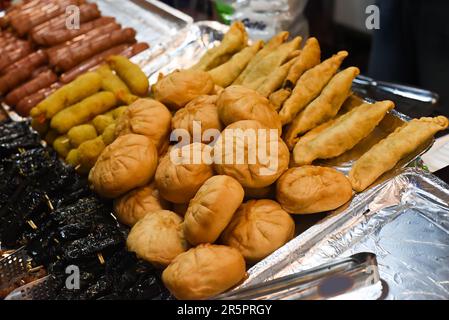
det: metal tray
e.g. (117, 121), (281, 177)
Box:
(238, 168), (449, 300)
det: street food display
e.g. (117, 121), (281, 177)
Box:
(1, 2), (449, 301)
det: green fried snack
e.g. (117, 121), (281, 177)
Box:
(96, 65), (137, 104)
(66, 149), (80, 167)
(31, 72), (102, 120)
(31, 118), (49, 136)
(107, 55), (149, 97)
(78, 137), (106, 172)
(53, 135), (71, 158)
(44, 129), (59, 146)
(51, 91), (117, 134)
(101, 123), (117, 145)
(92, 114), (114, 134)
(108, 106), (128, 120)
(67, 124), (98, 147)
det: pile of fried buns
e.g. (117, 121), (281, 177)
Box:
(34, 22), (449, 300)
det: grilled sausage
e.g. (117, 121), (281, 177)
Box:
(49, 28), (136, 71)
(33, 15), (113, 47)
(59, 42), (149, 83)
(0, 50), (48, 96)
(31, 3), (101, 43)
(6, 70), (58, 106)
(10, 0), (85, 36)
(0, 45), (33, 73)
(16, 83), (62, 117)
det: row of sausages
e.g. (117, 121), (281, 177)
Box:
(0, 0), (150, 116)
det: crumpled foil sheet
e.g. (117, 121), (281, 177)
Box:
(242, 168), (449, 300)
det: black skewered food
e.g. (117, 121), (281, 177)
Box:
(0, 119), (169, 300)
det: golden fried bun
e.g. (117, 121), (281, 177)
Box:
(217, 86), (282, 132)
(127, 210), (189, 267)
(276, 166), (353, 214)
(184, 175), (244, 245)
(162, 244), (246, 300)
(152, 70), (215, 110)
(172, 95), (223, 144)
(115, 99), (172, 154)
(155, 143), (214, 204)
(221, 200), (295, 263)
(214, 120), (289, 188)
(113, 183), (170, 226)
(88, 134), (158, 198)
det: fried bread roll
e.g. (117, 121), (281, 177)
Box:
(279, 51), (348, 125)
(349, 116), (449, 192)
(184, 175), (244, 245)
(276, 166), (353, 214)
(233, 31), (289, 85)
(241, 37), (302, 89)
(127, 210), (189, 267)
(221, 199), (295, 263)
(162, 244), (246, 300)
(284, 67), (360, 149)
(293, 100), (395, 166)
(190, 22), (248, 71)
(208, 40), (263, 87)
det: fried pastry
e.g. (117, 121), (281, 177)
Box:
(283, 67), (360, 149)
(279, 51), (348, 125)
(208, 40), (263, 88)
(269, 88), (291, 112)
(221, 199), (295, 263)
(184, 175), (244, 245)
(276, 166), (353, 214)
(162, 244), (246, 300)
(233, 31), (289, 85)
(284, 37), (321, 87)
(256, 56), (299, 98)
(217, 85), (282, 132)
(241, 37), (302, 89)
(127, 210), (189, 267)
(349, 116), (449, 192)
(190, 22), (248, 71)
(293, 100), (395, 166)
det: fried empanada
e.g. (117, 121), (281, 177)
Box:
(279, 51), (348, 125)
(241, 37), (302, 89)
(256, 57), (299, 98)
(208, 40), (263, 88)
(269, 88), (291, 112)
(349, 116), (449, 192)
(233, 31), (289, 85)
(293, 100), (395, 166)
(190, 22), (248, 71)
(283, 66), (360, 149)
(284, 37), (321, 88)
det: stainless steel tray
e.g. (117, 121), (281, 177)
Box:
(239, 168), (449, 300)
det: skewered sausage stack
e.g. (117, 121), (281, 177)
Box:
(0, 0), (150, 116)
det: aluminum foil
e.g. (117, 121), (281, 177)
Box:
(241, 168), (449, 300)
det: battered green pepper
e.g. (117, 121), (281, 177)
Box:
(101, 123), (117, 145)
(67, 124), (98, 147)
(51, 91), (117, 134)
(31, 72), (102, 120)
(108, 106), (128, 120)
(53, 135), (72, 158)
(107, 55), (149, 97)
(92, 114), (114, 134)
(66, 149), (80, 167)
(96, 65), (137, 104)
(78, 137), (106, 172)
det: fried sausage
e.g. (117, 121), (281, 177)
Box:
(49, 28), (137, 71)
(10, 0), (85, 36)
(33, 16), (115, 46)
(16, 83), (62, 117)
(5, 70), (58, 106)
(0, 40), (32, 58)
(0, 50), (48, 96)
(0, 45), (33, 73)
(31, 3), (101, 43)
